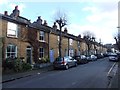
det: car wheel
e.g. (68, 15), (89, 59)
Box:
(75, 63), (77, 67)
(65, 64), (69, 70)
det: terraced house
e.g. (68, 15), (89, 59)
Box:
(0, 6), (107, 66)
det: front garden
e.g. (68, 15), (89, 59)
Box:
(2, 57), (51, 74)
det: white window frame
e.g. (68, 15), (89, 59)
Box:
(39, 31), (45, 41)
(7, 22), (18, 38)
(57, 36), (60, 45)
(6, 44), (17, 58)
(69, 39), (73, 45)
(39, 47), (44, 58)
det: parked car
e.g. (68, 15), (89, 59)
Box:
(103, 53), (108, 57)
(53, 56), (77, 70)
(86, 55), (97, 61)
(73, 55), (88, 64)
(109, 53), (118, 62)
(95, 53), (104, 59)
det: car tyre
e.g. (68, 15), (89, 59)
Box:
(65, 64), (69, 70)
(75, 63), (77, 67)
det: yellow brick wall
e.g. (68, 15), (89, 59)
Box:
(4, 38), (30, 61)
(80, 42), (87, 54)
(0, 19), (2, 37)
(0, 19), (7, 37)
(2, 19), (32, 63)
(61, 36), (68, 57)
(49, 33), (59, 58)
(73, 40), (78, 51)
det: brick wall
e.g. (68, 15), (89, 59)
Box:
(61, 36), (69, 57)
(49, 33), (59, 58)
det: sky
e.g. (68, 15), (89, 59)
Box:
(0, 0), (119, 44)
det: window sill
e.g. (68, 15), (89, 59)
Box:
(7, 36), (18, 39)
(39, 40), (46, 42)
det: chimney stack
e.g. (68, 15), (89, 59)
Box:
(4, 11), (8, 15)
(64, 27), (68, 34)
(43, 20), (48, 26)
(37, 16), (42, 25)
(10, 5), (20, 18)
(53, 22), (57, 30)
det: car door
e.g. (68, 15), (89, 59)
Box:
(67, 57), (73, 67)
(70, 57), (76, 66)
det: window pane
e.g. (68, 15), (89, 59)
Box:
(39, 48), (44, 58)
(8, 22), (17, 30)
(6, 45), (17, 58)
(40, 31), (44, 35)
(11, 45), (16, 52)
(39, 31), (44, 40)
(7, 22), (17, 37)
(7, 45), (11, 52)
(7, 29), (16, 35)
(7, 53), (10, 58)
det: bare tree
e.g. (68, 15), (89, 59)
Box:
(54, 10), (67, 58)
(114, 32), (120, 51)
(83, 31), (96, 55)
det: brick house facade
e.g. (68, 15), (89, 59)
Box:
(0, 6), (107, 65)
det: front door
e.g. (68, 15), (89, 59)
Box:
(50, 49), (54, 63)
(26, 47), (32, 64)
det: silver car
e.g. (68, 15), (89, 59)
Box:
(86, 55), (97, 61)
(109, 53), (118, 62)
(53, 56), (77, 70)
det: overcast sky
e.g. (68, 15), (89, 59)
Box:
(0, 0), (119, 44)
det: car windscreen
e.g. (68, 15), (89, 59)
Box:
(55, 57), (62, 61)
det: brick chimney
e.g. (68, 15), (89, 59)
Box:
(10, 5), (20, 18)
(78, 34), (81, 38)
(37, 16), (42, 25)
(53, 22), (57, 30)
(4, 11), (8, 15)
(64, 27), (68, 34)
(43, 20), (47, 26)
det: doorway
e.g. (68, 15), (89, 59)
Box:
(26, 46), (32, 64)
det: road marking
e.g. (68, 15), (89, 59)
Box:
(107, 62), (116, 76)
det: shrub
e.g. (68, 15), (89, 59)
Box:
(46, 57), (50, 63)
(22, 62), (32, 71)
(3, 57), (32, 72)
(5, 57), (16, 69)
(14, 58), (23, 72)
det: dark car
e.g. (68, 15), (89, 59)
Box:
(53, 56), (77, 70)
(73, 55), (88, 64)
(95, 53), (104, 59)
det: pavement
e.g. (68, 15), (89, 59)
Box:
(107, 61), (120, 89)
(1, 65), (53, 84)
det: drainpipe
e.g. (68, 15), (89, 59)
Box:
(68, 38), (69, 56)
(48, 32), (50, 58)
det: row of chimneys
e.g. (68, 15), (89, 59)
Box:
(4, 5), (68, 33)
(4, 6), (19, 18)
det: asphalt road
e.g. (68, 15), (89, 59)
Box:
(3, 57), (115, 88)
